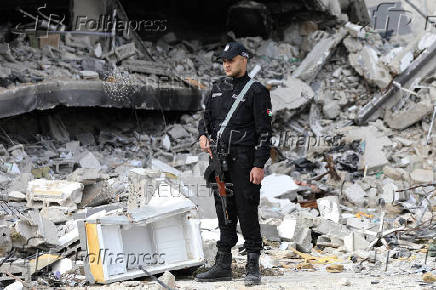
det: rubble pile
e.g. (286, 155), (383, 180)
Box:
(1, 2), (436, 288)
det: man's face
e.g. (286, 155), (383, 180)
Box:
(223, 55), (247, 77)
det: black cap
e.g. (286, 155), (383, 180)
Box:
(221, 42), (250, 60)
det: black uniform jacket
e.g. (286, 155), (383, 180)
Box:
(198, 72), (272, 168)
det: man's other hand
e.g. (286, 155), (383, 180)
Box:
(250, 167), (264, 185)
(199, 135), (212, 158)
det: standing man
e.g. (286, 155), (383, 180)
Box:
(196, 42), (272, 286)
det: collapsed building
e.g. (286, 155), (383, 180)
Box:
(1, 0), (436, 288)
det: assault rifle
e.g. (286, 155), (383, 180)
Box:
(208, 139), (233, 225)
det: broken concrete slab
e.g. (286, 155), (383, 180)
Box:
(26, 179), (84, 209)
(384, 101), (433, 129)
(13, 210), (59, 247)
(67, 168), (103, 185)
(339, 125), (393, 173)
(167, 124), (190, 140)
(270, 77), (314, 114)
(312, 217), (351, 241)
(348, 46), (392, 89)
(383, 166), (405, 180)
(292, 29), (347, 83)
(357, 32), (436, 125)
(342, 37), (363, 53)
(8, 190), (26, 202)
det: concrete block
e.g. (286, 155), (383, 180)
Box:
(295, 227), (313, 253)
(292, 29), (346, 83)
(260, 224), (280, 242)
(348, 46), (392, 89)
(344, 232), (369, 252)
(40, 207), (70, 224)
(385, 102), (433, 130)
(277, 214), (313, 252)
(128, 168), (162, 210)
(65, 141), (80, 155)
(313, 217), (351, 240)
(317, 196), (341, 223)
(78, 151), (101, 170)
(26, 179), (84, 209)
(410, 168), (433, 184)
(158, 271), (175, 290)
(80, 180), (114, 208)
(13, 211), (59, 247)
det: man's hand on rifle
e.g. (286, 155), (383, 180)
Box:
(250, 167), (264, 185)
(199, 135), (213, 158)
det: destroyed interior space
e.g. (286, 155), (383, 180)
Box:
(1, 0), (436, 289)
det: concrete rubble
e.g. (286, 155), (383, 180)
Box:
(1, 0), (436, 288)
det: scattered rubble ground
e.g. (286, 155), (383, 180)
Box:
(1, 0), (436, 289)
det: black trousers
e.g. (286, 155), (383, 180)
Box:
(210, 146), (262, 254)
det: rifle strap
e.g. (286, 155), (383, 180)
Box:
(216, 78), (255, 143)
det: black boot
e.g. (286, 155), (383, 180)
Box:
(245, 252), (261, 286)
(195, 251), (232, 282)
